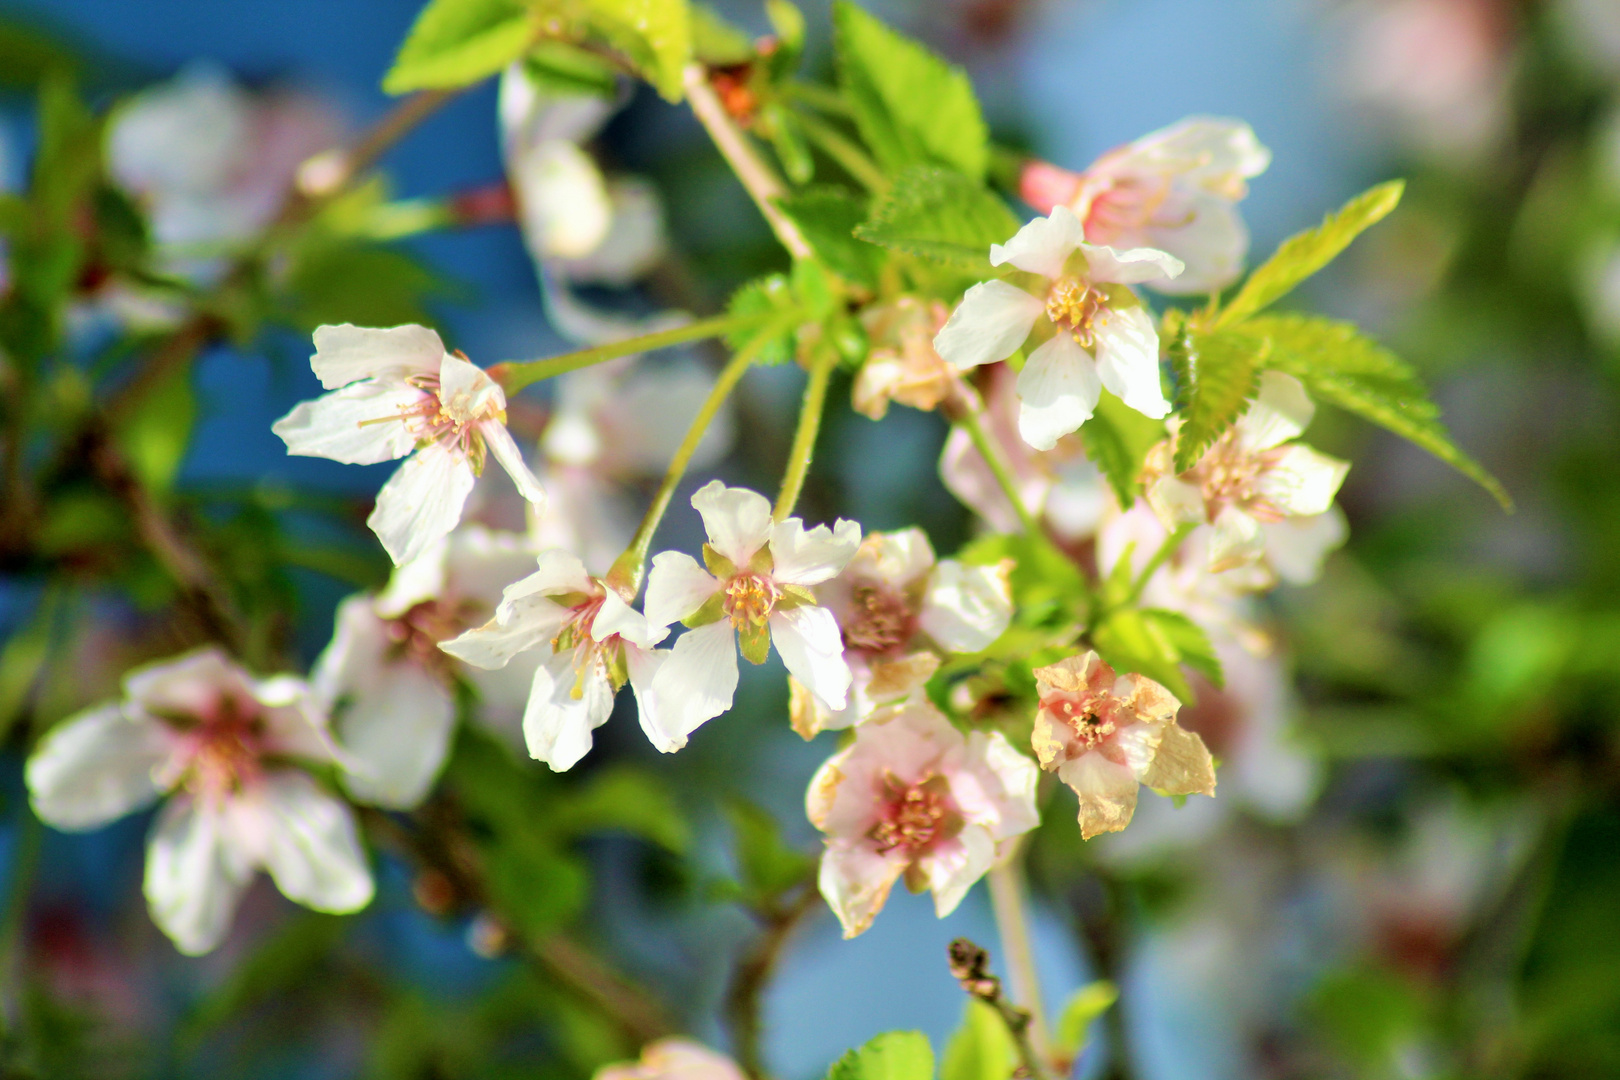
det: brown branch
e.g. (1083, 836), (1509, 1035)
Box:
(948, 938), (1051, 1080)
(725, 882), (821, 1078)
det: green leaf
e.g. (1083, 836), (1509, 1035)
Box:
(726, 274), (798, 365)
(1142, 609), (1223, 688)
(1092, 607), (1195, 702)
(382, 0), (534, 94)
(726, 798), (813, 903)
(832, 1), (987, 180)
(1171, 325), (1262, 472)
(1216, 180), (1403, 327)
(827, 1031), (936, 1080)
(551, 766), (691, 853)
(521, 41), (620, 97)
(690, 3), (753, 64)
(941, 1001), (1014, 1080)
(854, 166), (1018, 272)
(1053, 981), (1118, 1065)
(777, 187), (883, 287)
(587, 0), (692, 101)
(282, 239), (448, 331)
(0, 591), (59, 742)
(115, 360), (194, 494)
(0, 17), (82, 89)
(1079, 391), (1165, 508)
(1239, 313), (1511, 509)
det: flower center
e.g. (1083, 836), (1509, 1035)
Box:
(1045, 277), (1111, 348)
(1185, 430), (1287, 520)
(724, 572), (782, 630)
(551, 594), (630, 699)
(869, 772), (959, 855)
(390, 598), (479, 677)
(183, 695), (265, 803)
(843, 584), (915, 654)
(1046, 692), (1118, 751)
(380, 373), (498, 461)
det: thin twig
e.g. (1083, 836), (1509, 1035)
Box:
(489, 311), (776, 395)
(725, 882), (820, 1078)
(988, 852), (1052, 1063)
(948, 937), (1051, 1080)
(950, 387), (1045, 540)
(772, 347), (837, 521)
(684, 63), (812, 260)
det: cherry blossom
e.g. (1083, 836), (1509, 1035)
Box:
(852, 298), (958, 420)
(932, 207), (1182, 450)
(312, 525), (541, 808)
(1032, 651), (1216, 840)
(1143, 371), (1349, 579)
(790, 528), (1011, 737)
(439, 549), (668, 770)
(25, 649), (372, 955)
(272, 323), (546, 566)
(643, 482), (860, 750)
(807, 702), (1038, 938)
(1019, 118), (1270, 296)
(595, 1039), (747, 1080)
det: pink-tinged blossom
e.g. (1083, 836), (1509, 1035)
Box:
(1032, 651), (1216, 840)
(595, 1039), (747, 1080)
(313, 525), (541, 808)
(939, 363), (1108, 541)
(791, 528), (1011, 737)
(852, 298), (958, 420)
(933, 207), (1182, 450)
(643, 482), (861, 750)
(1144, 371), (1349, 579)
(25, 649), (372, 955)
(440, 549), (668, 771)
(273, 324), (546, 567)
(1020, 118), (1270, 295)
(807, 702), (1038, 938)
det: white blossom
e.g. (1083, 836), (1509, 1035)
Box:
(273, 323), (545, 566)
(933, 207), (1182, 450)
(25, 648), (372, 955)
(643, 482), (860, 750)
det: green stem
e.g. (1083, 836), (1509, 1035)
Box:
(956, 403), (1044, 539)
(491, 312), (774, 395)
(988, 851), (1052, 1068)
(1119, 523), (1194, 611)
(794, 110), (887, 193)
(773, 348), (838, 521)
(605, 327), (784, 598)
(784, 81), (852, 117)
(0, 811), (42, 1037)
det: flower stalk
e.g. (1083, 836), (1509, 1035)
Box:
(774, 347), (839, 521)
(988, 851), (1052, 1069)
(953, 393), (1046, 540)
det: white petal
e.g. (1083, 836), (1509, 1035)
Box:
(440, 526), (544, 609)
(256, 771), (374, 913)
(310, 323), (444, 390)
(932, 280), (1044, 371)
(123, 647), (246, 717)
(1254, 444), (1349, 518)
(1094, 306), (1170, 419)
(144, 797), (253, 955)
(964, 730), (1041, 841)
(643, 551), (719, 632)
(271, 382), (422, 465)
(1261, 507), (1347, 585)
(768, 605), (851, 712)
(372, 539), (450, 618)
(334, 661), (456, 810)
(592, 590), (664, 649)
(1141, 195), (1247, 295)
(854, 528), (936, 588)
(310, 595), (386, 707)
(1208, 505), (1266, 573)
(367, 443), (477, 566)
(920, 826), (996, 919)
(691, 481), (773, 566)
(439, 603), (566, 671)
(512, 139), (612, 259)
(506, 549), (595, 609)
(27, 705), (169, 830)
(480, 420), (547, 505)
(1079, 243), (1185, 286)
(990, 206), (1086, 279)
(769, 517), (862, 587)
(919, 560), (1012, 654)
(437, 353), (506, 419)
(644, 621), (738, 751)
(818, 840), (908, 939)
(523, 650), (615, 771)
(624, 644), (672, 751)
(1237, 370), (1313, 451)
(1015, 333), (1102, 450)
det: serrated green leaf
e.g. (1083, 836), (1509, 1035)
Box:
(1142, 609), (1223, 688)
(587, 0), (691, 101)
(1172, 328), (1263, 472)
(1216, 180), (1404, 328)
(1239, 313), (1511, 509)
(382, 0), (534, 94)
(1079, 392), (1165, 508)
(831, 1), (987, 180)
(827, 1031), (935, 1080)
(854, 166), (1018, 272)
(727, 274), (797, 365)
(1053, 981), (1118, 1063)
(942, 1001), (1014, 1080)
(776, 187), (882, 287)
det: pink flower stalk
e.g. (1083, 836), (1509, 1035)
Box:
(1032, 651), (1216, 840)
(807, 702), (1038, 938)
